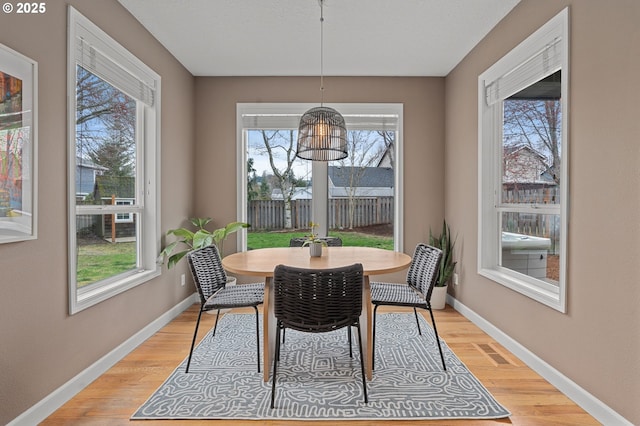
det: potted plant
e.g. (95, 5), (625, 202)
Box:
(160, 218), (249, 313)
(301, 221), (327, 257)
(160, 217), (250, 268)
(429, 220), (457, 309)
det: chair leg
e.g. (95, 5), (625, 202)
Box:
(355, 324), (368, 403)
(372, 304), (379, 370)
(270, 322), (282, 409)
(413, 307), (422, 335)
(427, 307), (447, 371)
(277, 324), (282, 362)
(185, 307), (204, 373)
(348, 327), (353, 358)
(212, 309), (221, 336)
(254, 306), (261, 373)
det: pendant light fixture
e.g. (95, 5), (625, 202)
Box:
(296, 0), (348, 162)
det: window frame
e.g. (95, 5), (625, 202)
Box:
(67, 6), (161, 314)
(114, 199), (135, 223)
(236, 103), (403, 252)
(478, 8), (569, 312)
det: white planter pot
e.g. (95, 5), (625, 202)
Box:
(309, 242), (323, 257)
(430, 285), (448, 310)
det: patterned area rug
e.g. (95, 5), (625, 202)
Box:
(132, 313), (510, 420)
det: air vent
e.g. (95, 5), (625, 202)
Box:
(473, 343), (516, 366)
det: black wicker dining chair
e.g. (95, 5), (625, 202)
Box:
(283, 236), (345, 345)
(270, 263), (367, 409)
(289, 236), (343, 247)
(370, 243), (447, 371)
(185, 245), (264, 373)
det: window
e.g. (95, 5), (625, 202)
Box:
(67, 7), (161, 314)
(237, 103), (403, 252)
(478, 9), (568, 312)
(115, 199), (134, 223)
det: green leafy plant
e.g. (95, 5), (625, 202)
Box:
(301, 221), (328, 247)
(160, 217), (250, 268)
(429, 220), (457, 287)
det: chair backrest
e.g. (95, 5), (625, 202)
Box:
(406, 243), (443, 301)
(288, 238), (306, 247)
(273, 263), (363, 333)
(289, 237), (343, 247)
(186, 245), (228, 305)
(322, 237), (343, 246)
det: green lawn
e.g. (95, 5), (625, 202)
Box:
(77, 241), (136, 288)
(248, 230), (393, 250)
(76, 230), (393, 288)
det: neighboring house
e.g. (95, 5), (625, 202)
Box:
(92, 175), (136, 239)
(502, 145), (556, 189)
(75, 161), (136, 239)
(270, 187), (312, 200)
(501, 145), (558, 243)
(328, 166), (393, 198)
(75, 156), (108, 201)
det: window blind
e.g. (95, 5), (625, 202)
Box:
(485, 36), (563, 106)
(74, 25), (156, 106)
(241, 112), (399, 131)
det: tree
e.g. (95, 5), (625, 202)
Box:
(247, 157), (259, 201)
(375, 130), (395, 168)
(503, 98), (561, 186)
(76, 67), (136, 179)
(89, 139), (133, 177)
(259, 171), (270, 200)
(333, 130), (390, 229)
(253, 130), (301, 228)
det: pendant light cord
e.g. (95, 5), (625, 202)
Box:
(319, 0), (325, 106)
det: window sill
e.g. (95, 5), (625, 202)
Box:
(479, 267), (565, 313)
(71, 268), (161, 314)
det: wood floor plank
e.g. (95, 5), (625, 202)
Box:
(41, 304), (599, 425)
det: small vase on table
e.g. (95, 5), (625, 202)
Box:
(309, 241), (323, 257)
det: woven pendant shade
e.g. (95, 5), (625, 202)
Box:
(295, 0), (347, 162)
(296, 106), (348, 161)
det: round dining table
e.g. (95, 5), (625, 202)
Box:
(222, 246), (412, 381)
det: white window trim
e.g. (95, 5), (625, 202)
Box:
(478, 8), (569, 312)
(67, 6), (161, 314)
(236, 103), (404, 252)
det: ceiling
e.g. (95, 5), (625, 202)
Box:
(117, 0), (520, 77)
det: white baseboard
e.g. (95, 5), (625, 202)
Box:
(447, 295), (632, 426)
(8, 293), (198, 426)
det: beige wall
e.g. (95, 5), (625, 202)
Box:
(2, 0), (638, 424)
(0, 1), (195, 424)
(445, 0), (640, 423)
(193, 76), (446, 268)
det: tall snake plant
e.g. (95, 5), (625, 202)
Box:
(429, 220), (457, 287)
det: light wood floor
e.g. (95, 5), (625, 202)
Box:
(42, 304), (599, 425)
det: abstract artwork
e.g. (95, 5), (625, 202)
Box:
(0, 43), (37, 243)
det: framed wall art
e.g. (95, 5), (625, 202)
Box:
(0, 43), (37, 244)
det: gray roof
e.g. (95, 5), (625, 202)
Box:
(328, 166), (394, 188)
(76, 156), (108, 171)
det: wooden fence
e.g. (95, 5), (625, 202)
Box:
(248, 197), (394, 230)
(76, 214), (136, 239)
(502, 186), (559, 204)
(501, 187), (560, 252)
